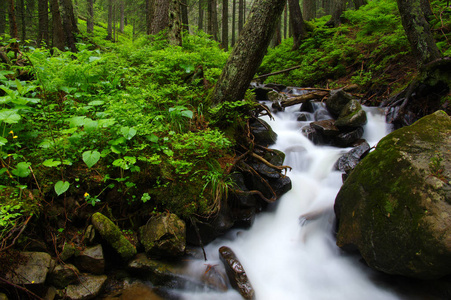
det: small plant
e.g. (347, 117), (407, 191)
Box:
(429, 153), (446, 182)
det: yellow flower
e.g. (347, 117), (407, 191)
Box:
(13, 136), (18, 139)
(84, 192), (90, 198)
(9, 130), (13, 134)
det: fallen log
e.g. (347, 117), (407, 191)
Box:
(281, 91), (329, 107)
(254, 65), (302, 80)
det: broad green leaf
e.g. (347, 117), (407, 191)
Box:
(88, 100), (104, 106)
(84, 119), (98, 132)
(82, 150), (100, 168)
(89, 56), (101, 62)
(42, 159), (61, 167)
(15, 79), (23, 95)
(98, 118), (116, 128)
(0, 137), (7, 146)
(54, 181), (70, 196)
(181, 109), (193, 119)
(0, 96), (10, 104)
(69, 116), (86, 128)
(147, 134), (159, 143)
(60, 86), (77, 94)
(38, 139), (54, 148)
(11, 162), (31, 177)
(0, 109), (21, 124)
(120, 126), (137, 140)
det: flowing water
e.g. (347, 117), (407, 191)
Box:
(176, 102), (399, 299)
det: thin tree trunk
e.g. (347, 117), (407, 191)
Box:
(49, 0), (65, 50)
(113, 0), (116, 42)
(107, 0), (112, 39)
(221, 0), (228, 50)
(210, 0), (287, 105)
(288, 0), (307, 50)
(207, 0), (218, 40)
(146, 0), (154, 35)
(283, 3), (287, 40)
(8, 0), (18, 38)
(59, 0), (78, 51)
(397, 0), (441, 68)
(0, 0), (6, 35)
(231, 0), (235, 45)
(120, 0), (125, 33)
(87, 0), (94, 33)
(198, 0), (204, 31)
(272, 18), (281, 47)
(38, 0), (49, 46)
(238, 0), (243, 34)
(181, 0), (189, 32)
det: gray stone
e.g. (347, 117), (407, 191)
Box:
(47, 264), (80, 288)
(335, 111), (451, 279)
(326, 89), (353, 116)
(74, 244), (105, 274)
(250, 119), (277, 146)
(5, 252), (52, 285)
(138, 213), (186, 258)
(335, 100), (367, 128)
(65, 274), (107, 300)
(334, 140), (370, 173)
(310, 119), (340, 137)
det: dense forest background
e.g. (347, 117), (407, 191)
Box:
(0, 0), (450, 276)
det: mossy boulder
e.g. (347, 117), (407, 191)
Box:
(326, 89), (353, 116)
(91, 212), (137, 261)
(334, 100), (367, 129)
(138, 213), (186, 258)
(335, 110), (451, 279)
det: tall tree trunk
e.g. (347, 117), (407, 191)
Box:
(120, 0), (125, 33)
(207, 0), (218, 40)
(231, 0), (235, 46)
(113, 0), (116, 42)
(107, 0), (112, 39)
(18, 0), (26, 40)
(198, 0), (204, 31)
(322, 0), (333, 15)
(37, 0), (49, 46)
(353, 0), (367, 10)
(87, 0), (94, 33)
(238, 0), (243, 34)
(151, 0), (169, 34)
(325, 0), (346, 27)
(168, 0), (182, 45)
(221, 0), (228, 50)
(272, 18), (281, 47)
(420, 0), (433, 18)
(49, 0), (65, 50)
(146, 0), (154, 35)
(8, 0), (18, 38)
(0, 0), (6, 34)
(181, 0), (189, 32)
(397, 0), (441, 68)
(210, 0), (286, 105)
(303, 0), (316, 21)
(59, 0), (78, 51)
(289, 0), (307, 50)
(283, 3), (287, 40)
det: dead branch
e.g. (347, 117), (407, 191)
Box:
(281, 91), (329, 108)
(1, 215), (32, 252)
(254, 65), (302, 80)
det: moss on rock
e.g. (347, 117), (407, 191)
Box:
(335, 110), (451, 279)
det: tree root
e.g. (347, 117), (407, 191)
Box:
(250, 152), (292, 174)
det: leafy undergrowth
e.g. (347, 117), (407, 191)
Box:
(0, 29), (239, 250)
(259, 0), (451, 104)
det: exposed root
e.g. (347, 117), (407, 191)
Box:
(250, 152), (292, 174)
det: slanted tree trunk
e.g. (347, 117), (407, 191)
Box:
(303, 0), (316, 21)
(325, 0), (346, 27)
(221, 0), (228, 50)
(50, 0), (65, 50)
(37, 0), (49, 46)
(210, 0), (287, 105)
(289, 0), (307, 50)
(87, 0), (94, 33)
(397, 0), (441, 68)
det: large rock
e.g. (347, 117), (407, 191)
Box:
(334, 100), (367, 128)
(250, 119), (277, 146)
(5, 252), (52, 285)
(74, 244), (105, 274)
(47, 263), (80, 288)
(335, 111), (451, 279)
(219, 246), (255, 299)
(91, 212), (137, 261)
(139, 213), (186, 258)
(326, 89), (353, 116)
(65, 274), (107, 300)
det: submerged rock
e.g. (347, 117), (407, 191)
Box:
(139, 213), (186, 258)
(335, 111), (451, 279)
(91, 212), (137, 261)
(219, 246), (255, 299)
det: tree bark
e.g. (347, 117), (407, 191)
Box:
(151, 0), (169, 34)
(325, 0), (346, 27)
(283, 3), (287, 39)
(231, 0), (236, 45)
(146, 0), (154, 35)
(107, 0), (113, 39)
(198, 0), (204, 31)
(18, 0), (26, 40)
(87, 0), (94, 33)
(353, 0), (367, 10)
(50, 0), (65, 50)
(221, 0), (228, 50)
(0, 0), (6, 34)
(181, 0), (189, 32)
(59, 0), (78, 51)
(37, 0), (49, 46)
(168, 0), (182, 45)
(210, 0), (287, 105)
(396, 0), (441, 68)
(120, 0), (125, 33)
(238, 0), (243, 34)
(289, 0), (307, 50)
(303, 0), (316, 21)
(8, 0), (18, 38)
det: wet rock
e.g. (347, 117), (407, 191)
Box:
(310, 119), (340, 137)
(335, 100), (367, 128)
(139, 213), (186, 258)
(271, 176), (292, 198)
(252, 87), (273, 100)
(232, 207), (257, 228)
(296, 112), (310, 121)
(335, 111), (451, 279)
(326, 89), (353, 116)
(230, 173), (257, 207)
(5, 252), (52, 285)
(268, 91), (288, 112)
(65, 274), (107, 300)
(74, 244), (105, 274)
(249, 149), (286, 179)
(332, 127), (364, 147)
(91, 212), (137, 261)
(314, 108), (333, 121)
(300, 100), (315, 113)
(219, 246), (255, 299)
(47, 263), (80, 288)
(60, 243), (76, 261)
(250, 119), (277, 146)
(301, 125), (324, 145)
(334, 141), (370, 173)
(201, 264), (228, 292)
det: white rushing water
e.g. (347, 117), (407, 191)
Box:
(179, 102), (396, 300)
